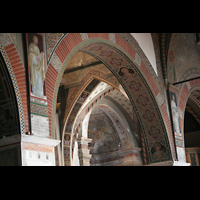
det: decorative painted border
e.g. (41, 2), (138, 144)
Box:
(77, 42), (172, 163)
(30, 102), (48, 117)
(47, 33), (67, 66)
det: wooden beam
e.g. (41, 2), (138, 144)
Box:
(172, 76), (200, 85)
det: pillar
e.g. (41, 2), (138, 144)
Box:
(77, 137), (92, 166)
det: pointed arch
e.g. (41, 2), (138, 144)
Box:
(46, 33), (174, 164)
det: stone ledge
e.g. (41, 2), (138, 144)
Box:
(22, 135), (60, 147)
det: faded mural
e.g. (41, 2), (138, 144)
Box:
(88, 107), (121, 155)
(170, 91), (181, 137)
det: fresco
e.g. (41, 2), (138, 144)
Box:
(77, 91), (89, 103)
(88, 107), (120, 155)
(79, 42), (172, 163)
(151, 142), (166, 160)
(26, 33), (46, 99)
(170, 91), (181, 137)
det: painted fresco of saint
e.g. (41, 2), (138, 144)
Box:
(118, 67), (135, 80)
(171, 94), (181, 136)
(28, 35), (45, 98)
(151, 142), (166, 160)
(78, 92), (89, 103)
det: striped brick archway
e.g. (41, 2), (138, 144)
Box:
(47, 33), (174, 164)
(185, 95), (200, 124)
(178, 81), (200, 135)
(172, 66), (200, 149)
(0, 34), (29, 135)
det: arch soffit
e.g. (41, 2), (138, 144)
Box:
(77, 42), (172, 163)
(48, 33), (165, 112)
(175, 80), (200, 145)
(185, 93), (200, 124)
(180, 85), (200, 126)
(175, 85), (200, 147)
(47, 34), (173, 164)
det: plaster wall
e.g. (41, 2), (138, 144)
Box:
(175, 33), (200, 79)
(22, 148), (55, 166)
(131, 33), (157, 75)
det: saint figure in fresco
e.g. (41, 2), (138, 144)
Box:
(118, 67), (134, 79)
(28, 35), (45, 98)
(64, 134), (70, 146)
(152, 142), (166, 159)
(78, 92), (89, 103)
(171, 94), (181, 135)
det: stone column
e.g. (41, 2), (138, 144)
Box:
(77, 137), (92, 166)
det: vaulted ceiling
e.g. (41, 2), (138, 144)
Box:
(60, 51), (112, 88)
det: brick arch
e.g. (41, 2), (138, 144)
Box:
(171, 66), (200, 151)
(185, 94), (200, 125)
(175, 66), (200, 147)
(177, 67), (200, 112)
(178, 82), (200, 135)
(69, 86), (146, 166)
(175, 84), (200, 153)
(46, 34), (174, 164)
(61, 70), (119, 166)
(64, 87), (115, 166)
(0, 37), (29, 134)
(177, 66), (200, 84)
